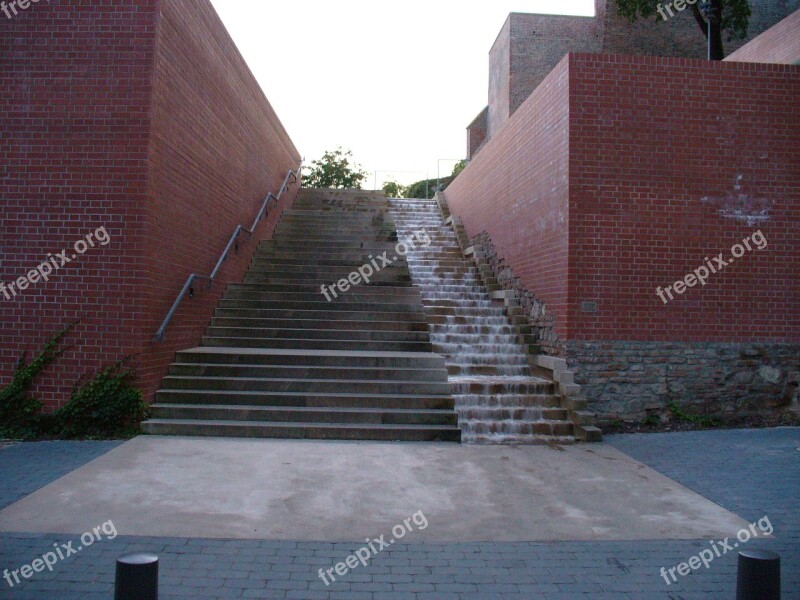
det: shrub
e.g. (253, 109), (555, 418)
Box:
(54, 361), (147, 439)
(0, 323), (74, 439)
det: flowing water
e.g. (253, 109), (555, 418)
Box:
(388, 199), (573, 444)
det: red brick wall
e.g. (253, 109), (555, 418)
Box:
(447, 53), (800, 345)
(139, 0), (300, 401)
(484, 1), (799, 136)
(0, 0), (157, 409)
(487, 17), (512, 140)
(466, 107), (488, 160)
(507, 12), (601, 121)
(446, 57), (572, 338)
(568, 53), (800, 342)
(0, 0), (300, 410)
(725, 9), (800, 64)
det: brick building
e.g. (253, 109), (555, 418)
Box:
(469, 0), (800, 158)
(0, 0), (300, 410)
(447, 11), (800, 420)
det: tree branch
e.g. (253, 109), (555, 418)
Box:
(692, 5), (709, 38)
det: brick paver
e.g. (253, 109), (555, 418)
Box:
(1, 429), (797, 599)
(0, 441), (122, 510)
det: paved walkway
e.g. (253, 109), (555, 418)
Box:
(0, 428), (797, 599)
(0, 437), (749, 542)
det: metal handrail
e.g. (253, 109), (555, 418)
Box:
(155, 166), (301, 342)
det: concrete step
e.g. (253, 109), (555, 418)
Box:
(213, 308), (428, 323)
(151, 188), (516, 442)
(201, 336), (433, 352)
(241, 276), (412, 287)
(155, 388), (455, 410)
(461, 433), (574, 445)
(140, 419), (461, 441)
(456, 406), (568, 421)
(233, 279), (421, 301)
(261, 239), (405, 250)
(244, 264), (411, 276)
(458, 420), (574, 437)
(425, 306), (507, 317)
(217, 299), (427, 312)
(225, 285), (420, 298)
(204, 327), (431, 343)
(271, 233), (400, 243)
(452, 393), (564, 408)
(449, 379), (555, 395)
(277, 221), (397, 230)
(209, 317), (430, 332)
(160, 376), (451, 395)
(168, 363), (447, 382)
(149, 404), (457, 426)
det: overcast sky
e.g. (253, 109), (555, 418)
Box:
(209, 1), (595, 187)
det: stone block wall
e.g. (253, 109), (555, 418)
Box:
(567, 341), (800, 420)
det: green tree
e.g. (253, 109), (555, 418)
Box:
(404, 179), (436, 199)
(302, 148), (369, 189)
(404, 177), (456, 199)
(614, 0), (751, 60)
(451, 159), (468, 178)
(382, 179), (407, 198)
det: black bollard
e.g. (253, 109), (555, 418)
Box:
(115, 553), (158, 600)
(736, 549), (780, 600)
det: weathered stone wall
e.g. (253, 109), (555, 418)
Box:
(567, 341), (800, 421)
(471, 232), (564, 356)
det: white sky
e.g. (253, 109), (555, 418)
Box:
(209, 1), (595, 187)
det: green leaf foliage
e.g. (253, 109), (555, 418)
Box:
(0, 322), (75, 439)
(302, 148), (369, 189)
(451, 160), (468, 178)
(54, 361), (148, 440)
(0, 322), (147, 440)
(382, 180), (407, 198)
(614, 0), (751, 41)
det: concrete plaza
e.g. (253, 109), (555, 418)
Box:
(0, 428), (798, 598)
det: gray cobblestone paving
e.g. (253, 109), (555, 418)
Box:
(0, 441), (122, 511)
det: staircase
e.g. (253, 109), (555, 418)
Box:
(142, 189), (460, 441)
(388, 198), (576, 444)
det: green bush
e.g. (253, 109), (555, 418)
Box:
(54, 362), (147, 439)
(382, 180), (407, 198)
(0, 322), (147, 440)
(668, 402), (721, 427)
(0, 323), (73, 439)
(642, 413), (661, 427)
